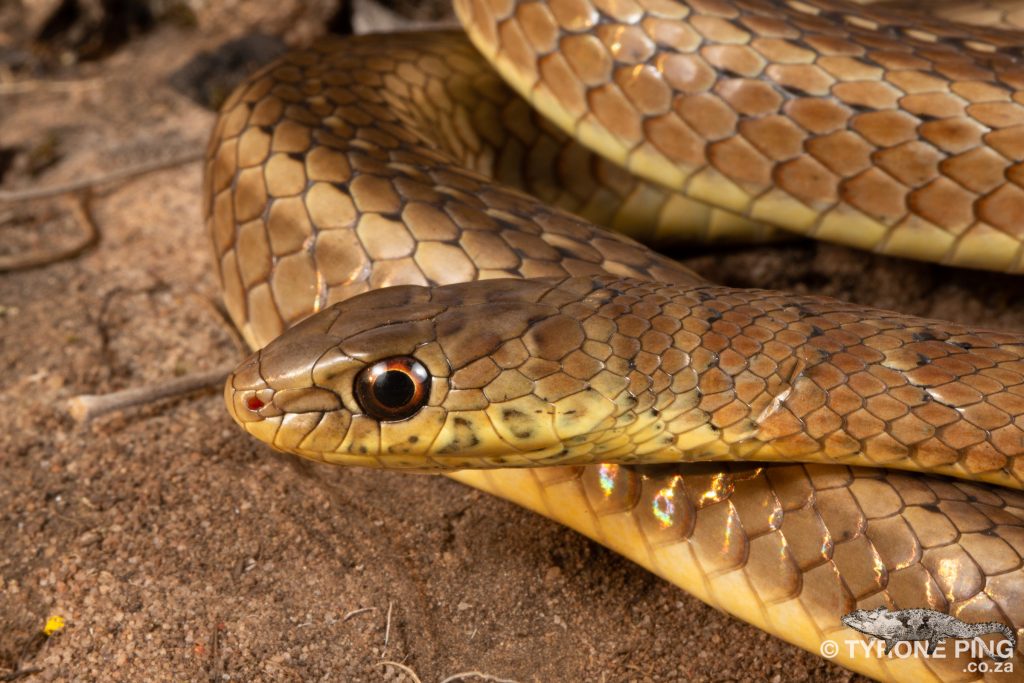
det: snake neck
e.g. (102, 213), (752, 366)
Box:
(514, 276), (1024, 489)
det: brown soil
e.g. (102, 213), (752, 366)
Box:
(2, 4), (1021, 682)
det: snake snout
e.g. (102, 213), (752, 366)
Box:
(225, 351), (277, 426)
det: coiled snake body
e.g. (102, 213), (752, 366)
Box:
(206, 1), (1024, 680)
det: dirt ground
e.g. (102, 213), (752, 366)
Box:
(2, 3), (1022, 682)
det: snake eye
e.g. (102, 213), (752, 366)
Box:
(354, 356), (430, 421)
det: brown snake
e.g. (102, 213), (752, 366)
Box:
(206, 1), (1024, 680)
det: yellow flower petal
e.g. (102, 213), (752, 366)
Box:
(43, 615), (65, 636)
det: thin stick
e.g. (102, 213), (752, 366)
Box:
(0, 150), (203, 203)
(1, 667), (44, 682)
(379, 661), (422, 683)
(0, 195), (98, 272)
(206, 615), (223, 683)
(0, 77), (104, 95)
(439, 673), (520, 683)
(68, 363), (235, 423)
(383, 600), (394, 649)
(342, 607), (377, 622)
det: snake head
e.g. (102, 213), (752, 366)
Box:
(225, 276), (636, 470)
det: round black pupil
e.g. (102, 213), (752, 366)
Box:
(373, 370), (415, 408)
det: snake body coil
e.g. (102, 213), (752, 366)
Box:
(207, 2), (1024, 680)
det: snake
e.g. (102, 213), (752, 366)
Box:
(204, 0), (1024, 680)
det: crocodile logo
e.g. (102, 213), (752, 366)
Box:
(841, 607), (1017, 662)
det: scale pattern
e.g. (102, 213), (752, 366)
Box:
(873, 0), (1024, 31)
(205, 2), (1024, 680)
(451, 461), (1024, 682)
(226, 276), (1024, 487)
(456, 0), (1024, 271)
(202, 32), (765, 349)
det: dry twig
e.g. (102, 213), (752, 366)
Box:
(383, 600), (394, 651)
(0, 77), (104, 95)
(379, 660), (423, 683)
(439, 672), (521, 683)
(68, 363), (235, 422)
(343, 607), (377, 622)
(0, 195), (98, 271)
(0, 667), (44, 682)
(0, 151), (202, 203)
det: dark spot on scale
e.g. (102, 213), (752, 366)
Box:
(706, 311), (722, 323)
(809, 325), (824, 338)
(437, 421), (481, 452)
(606, 283), (629, 296)
(564, 409), (577, 415)
(951, 341), (973, 350)
(559, 449), (569, 456)
(916, 353), (932, 366)
(790, 36), (816, 52)
(650, 409), (660, 417)
(913, 331), (937, 342)
(502, 408), (525, 420)
(408, 435), (418, 443)
(920, 503), (941, 514)
(359, 445), (368, 454)
(780, 83), (812, 98)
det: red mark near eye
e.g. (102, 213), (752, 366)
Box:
(246, 397), (265, 411)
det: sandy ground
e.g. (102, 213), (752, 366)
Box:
(2, 4), (1022, 682)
